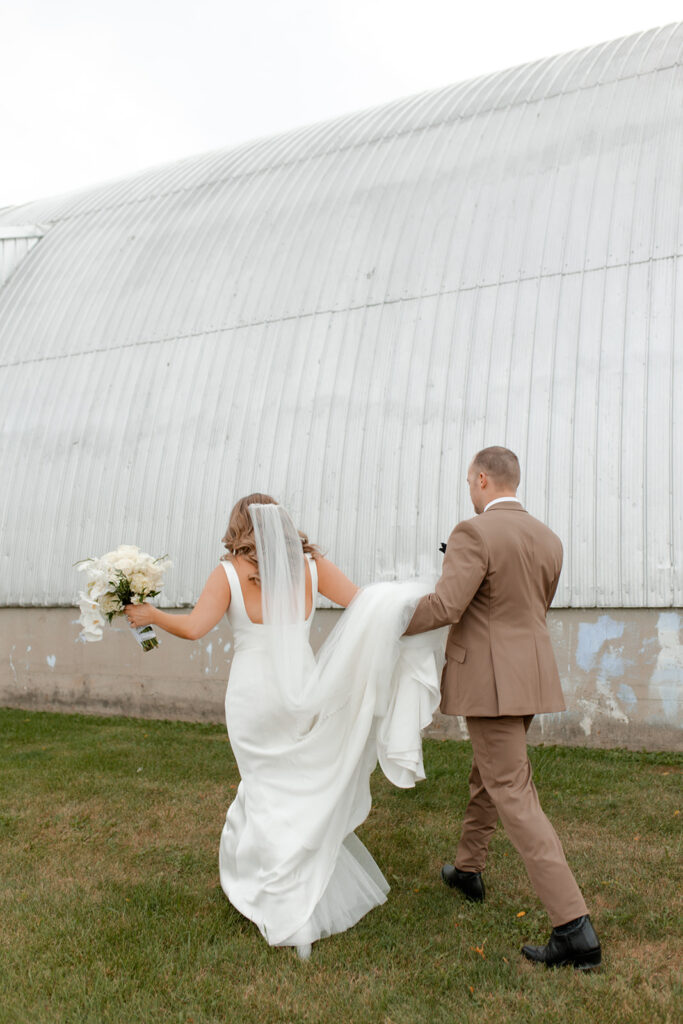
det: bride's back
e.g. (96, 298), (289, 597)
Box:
(226, 555), (315, 624)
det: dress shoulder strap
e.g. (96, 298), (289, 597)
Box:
(220, 560), (248, 618)
(306, 555), (318, 603)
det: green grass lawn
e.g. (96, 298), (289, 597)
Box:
(0, 708), (680, 1024)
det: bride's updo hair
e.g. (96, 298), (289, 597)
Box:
(221, 493), (321, 583)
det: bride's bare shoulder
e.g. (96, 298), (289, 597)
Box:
(224, 554), (249, 574)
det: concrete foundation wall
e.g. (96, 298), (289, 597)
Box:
(1, 607), (681, 751)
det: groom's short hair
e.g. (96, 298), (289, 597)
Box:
(472, 446), (520, 489)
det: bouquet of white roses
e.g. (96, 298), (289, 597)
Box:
(76, 545), (172, 652)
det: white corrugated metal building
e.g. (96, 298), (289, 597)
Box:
(1, 24), (681, 747)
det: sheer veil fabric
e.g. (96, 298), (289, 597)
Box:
(250, 503), (309, 719)
(219, 503), (447, 948)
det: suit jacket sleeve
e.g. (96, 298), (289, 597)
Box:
(545, 571), (560, 612)
(545, 539), (563, 612)
(404, 520), (488, 635)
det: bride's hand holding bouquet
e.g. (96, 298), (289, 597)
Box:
(124, 599), (159, 636)
(124, 601), (157, 627)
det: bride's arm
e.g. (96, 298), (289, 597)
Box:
(124, 565), (230, 640)
(315, 557), (359, 608)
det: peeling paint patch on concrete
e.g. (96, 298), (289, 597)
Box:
(600, 650), (626, 677)
(574, 616), (634, 738)
(578, 691), (629, 736)
(617, 683), (637, 707)
(538, 711), (564, 734)
(203, 641), (214, 675)
(577, 627), (633, 735)
(576, 616), (625, 672)
(46, 655), (56, 669)
(649, 612), (683, 720)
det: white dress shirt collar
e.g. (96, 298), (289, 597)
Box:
(483, 496), (522, 512)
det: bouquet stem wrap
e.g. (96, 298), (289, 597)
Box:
(131, 624), (159, 652)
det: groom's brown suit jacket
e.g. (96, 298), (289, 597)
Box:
(405, 502), (566, 717)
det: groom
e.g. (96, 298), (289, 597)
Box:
(405, 447), (601, 970)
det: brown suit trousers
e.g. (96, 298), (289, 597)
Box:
(458, 716), (587, 925)
(406, 503), (588, 925)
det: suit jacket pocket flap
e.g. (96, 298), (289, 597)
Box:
(445, 638), (466, 663)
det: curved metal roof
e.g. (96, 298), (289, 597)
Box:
(1, 23), (681, 607)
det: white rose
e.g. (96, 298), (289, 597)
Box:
(116, 545), (140, 558)
(102, 545), (139, 565)
(129, 571), (151, 593)
(113, 557), (135, 573)
(100, 593), (121, 615)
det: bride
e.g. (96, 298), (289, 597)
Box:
(125, 494), (445, 957)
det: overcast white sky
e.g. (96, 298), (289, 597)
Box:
(1, 0), (681, 209)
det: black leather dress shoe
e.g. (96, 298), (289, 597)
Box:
(441, 864), (485, 902)
(522, 915), (601, 970)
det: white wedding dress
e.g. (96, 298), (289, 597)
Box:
(218, 513), (446, 950)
